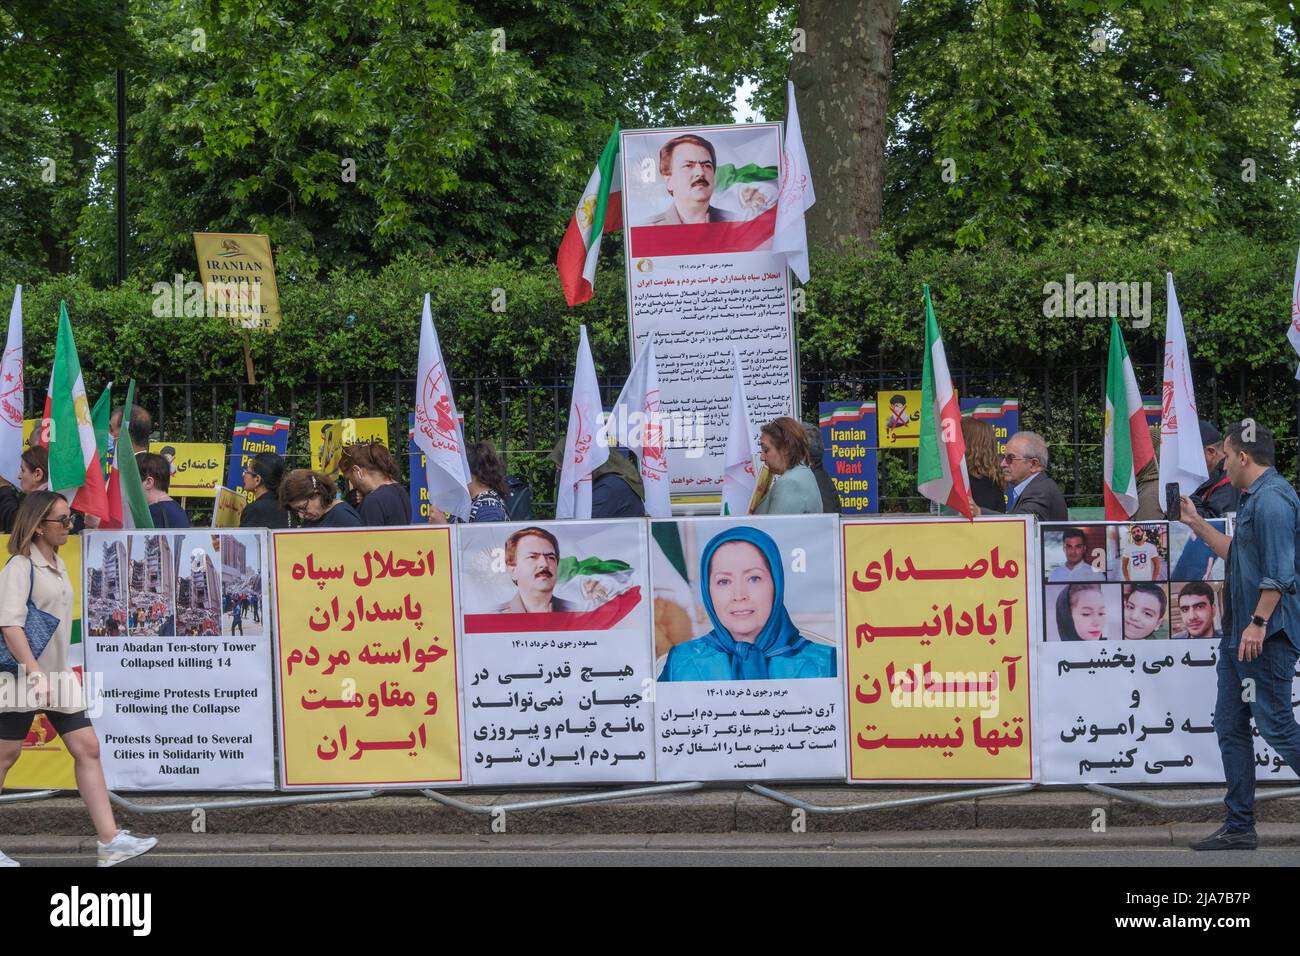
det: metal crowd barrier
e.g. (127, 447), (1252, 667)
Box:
(1084, 783), (1300, 808)
(748, 782), (1036, 813)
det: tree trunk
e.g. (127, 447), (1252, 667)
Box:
(790, 0), (901, 251)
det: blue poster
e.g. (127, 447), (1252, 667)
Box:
(959, 398), (1019, 455)
(818, 401), (878, 513)
(227, 411), (291, 503)
(407, 413), (429, 521)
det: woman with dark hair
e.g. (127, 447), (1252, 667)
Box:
(280, 469), (362, 528)
(0, 446), (50, 533)
(751, 416), (822, 515)
(1054, 583), (1108, 641)
(340, 442), (410, 526)
(239, 452), (289, 529)
(465, 440), (510, 522)
(0, 492), (156, 867)
(658, 525), (836, 680)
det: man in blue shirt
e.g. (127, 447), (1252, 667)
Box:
(1177, 421), (1300, 850)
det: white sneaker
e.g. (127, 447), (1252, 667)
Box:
(0, 849), (18, 867)
(96, 830), (158, 867)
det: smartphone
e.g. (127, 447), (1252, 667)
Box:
(1165, 482), (1180, 522)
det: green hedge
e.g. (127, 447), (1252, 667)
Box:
(16, 229), (1299, 514)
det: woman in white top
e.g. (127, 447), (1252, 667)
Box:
(0, 491), (156, 867)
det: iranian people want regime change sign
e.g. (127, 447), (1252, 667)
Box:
(458, 519), (655, 785)
(818, 401), (878, 513)
(271, 527), (463, 788)
(82, 530), (276, 790)
(651, 514), (845, 781)
(227, 411), (290, 504)
(620, 123), (795, 502)
(843, 516), (1038, 783)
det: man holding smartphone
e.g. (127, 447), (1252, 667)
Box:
(1177, 421), (1300, 850)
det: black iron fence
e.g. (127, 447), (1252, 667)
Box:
(32, 359), (1297, 516)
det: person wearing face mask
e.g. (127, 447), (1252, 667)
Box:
(279, 469), (362, 528)
(340, 442), (411, 527)
(657, 526), (836, 681)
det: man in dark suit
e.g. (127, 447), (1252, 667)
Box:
(1000, 431), (1068, 521)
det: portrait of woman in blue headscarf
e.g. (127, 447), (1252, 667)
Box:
(657, 526), (837, 681)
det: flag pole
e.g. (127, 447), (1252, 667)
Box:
(242, 334), (256, 385)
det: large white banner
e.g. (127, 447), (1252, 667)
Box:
(1037, 519), (1298, 783)
(83, 529), (275, 790)
(458, 519), (655, 785)
(621, 123), (796, 502)
(651, 514), (844, 781)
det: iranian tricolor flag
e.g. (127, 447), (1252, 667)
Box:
(104, 378), (154, 529)
(916, 285), (972, 518)
(42, 302), (109, 521)
(557, 122), (623, 307)
(1103, 317), (1154, 519)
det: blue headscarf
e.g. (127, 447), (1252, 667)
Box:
(698, 526), (807, 680)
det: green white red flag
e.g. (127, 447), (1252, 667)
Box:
(917, 285), (972, 518)
(1103, 317), (1154, 519)
(41, 302), (109, 521)
(557, 123), (622, 307)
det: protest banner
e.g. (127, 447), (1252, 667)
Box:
(149, 441), (225, 498)
(82, 530), (275, 790)
(818, 401), (878, 513)
(1035, 519), (1293, 783)
(192, 232), (282, 330)
(459, 519), (654, 784)
(651, 514), (844, 781)
(843, 516), (1037, 782)
(876, 390), (922, 448)
(959, 398), (1019, 456)
(620, 123), (796, 503)
(272, 527), (463, 788)
(308, 417), (389, 477)
(211, 487), (247, 528)
(4, 535), (81, 789)
(227, 411), (291, 504)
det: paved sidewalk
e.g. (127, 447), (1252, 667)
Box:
(3, 784), (1299, 836)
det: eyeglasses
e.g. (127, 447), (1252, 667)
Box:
(42, 515), (73, 528)
(998, 453), (1036, 463)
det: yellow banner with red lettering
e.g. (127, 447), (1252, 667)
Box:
(271, 527), (463, 788)
(843, 516), (1037, 782)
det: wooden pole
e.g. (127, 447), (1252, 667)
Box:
(242, 334), (256, 385)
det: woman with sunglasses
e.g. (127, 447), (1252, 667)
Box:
(279, 469), (363, 527)
(0, 492), (157, 867)
(239, 452), (289, 529)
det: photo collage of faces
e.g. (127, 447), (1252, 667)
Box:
(1041, 520), (1229, 642)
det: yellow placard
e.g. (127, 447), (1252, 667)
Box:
(272, 528), (462, 787)
(192, 232), (282, 330)
(308, 417), (389, 477)
(876, 390), (922, 448)
(6, 535), (81, 789)
(843, 518), (1034, 782)
(211, 486), (247, 528)
(149, 442), (226, 499)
